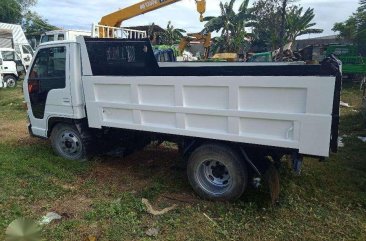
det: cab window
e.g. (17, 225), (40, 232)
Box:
(30, 47), (66, 81)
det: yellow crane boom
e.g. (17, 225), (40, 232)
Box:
(100, 0), (206, 27)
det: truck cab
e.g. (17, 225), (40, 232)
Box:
(23, 40), (80, 137)
(0, 48), (26, 87)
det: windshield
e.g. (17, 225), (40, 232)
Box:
(1, 51), (15, 61)
(41, 35), (54, 43)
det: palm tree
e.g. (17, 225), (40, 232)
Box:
(203, 0), (253, 53)
(285, 6), (323, 43)
(162, 21), (186, 45)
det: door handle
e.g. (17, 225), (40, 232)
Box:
(62, 98), (71, 104)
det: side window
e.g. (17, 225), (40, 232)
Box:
(28, 46), (66, 119)
(40, 35), (48, 43)
(30, 47), (66, 83)
(58, 34), (65, 41)
(41, 35), (54, 43)
(22, 45), (31, 54)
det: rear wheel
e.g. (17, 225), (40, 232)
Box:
(187, 143), (248, 201)
(4, 75), (17, 88)
(50, 123), (87, 160)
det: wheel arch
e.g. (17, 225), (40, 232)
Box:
(182, 138), (290, 176)
(47, 117), (88, 137)
(3, 74), (19, 81)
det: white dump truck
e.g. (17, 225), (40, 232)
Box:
(0, 23), (34, 68)
(23, 37), (341, 201)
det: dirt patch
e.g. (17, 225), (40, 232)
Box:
(85, 161), (151, 194)
(84, 145), (181, 193)
(0, 119), (44, 146)
(48, 177), (79, 191)
(53, 195), (93, 219)
(33, 194), (93, 220)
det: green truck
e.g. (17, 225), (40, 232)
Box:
(326, 44), (366, 76)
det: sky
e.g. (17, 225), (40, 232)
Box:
(32, 0), (359, 39)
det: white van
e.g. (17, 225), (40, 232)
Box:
(0, 48), (25, 87)
(40, 30), (91, 43)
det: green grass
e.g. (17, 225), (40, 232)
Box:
(0, 83), (366, 241)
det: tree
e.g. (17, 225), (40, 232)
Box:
(252, 0), (322, 51)
(17, 0), (37, 13)
(360, 0), (366, 11)
(279, 0), (288, 59)
(286, 6), (323, 43)
(333, 17), (358, 42)
(251, 0), (282, 51)
(0, 0), (22, 24)
(333, 1), (366, 55)
(22, 11), (58, 36)
(203, 0), (253, 53)
(161, 21), (186, 45)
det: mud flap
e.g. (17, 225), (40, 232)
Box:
(264, 164), (280, 205)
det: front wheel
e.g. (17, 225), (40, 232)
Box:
(50, 123), (87, 160)
(187, 143), (248, 201)
(4, 75), (17, 88)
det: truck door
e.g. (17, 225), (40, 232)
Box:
(25, 45), (73, 137)
(19, 45), (34, 69)
(0, 50), (17, 73)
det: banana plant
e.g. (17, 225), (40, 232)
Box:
(203, 0), (254, 53)
(285, 6), (323, 43)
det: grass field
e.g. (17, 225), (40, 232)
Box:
(0, 82), (366, 241)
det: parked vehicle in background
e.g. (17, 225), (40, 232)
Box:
(247, 52), (273, 62)
(326, 44), (366, 79)
(0, 22), (34, 69)
(0, 48), (26, 88)
(23, 37), (341, 201)
(40, 30), (91, 43)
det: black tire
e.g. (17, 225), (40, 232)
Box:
(187, 143), (248, 201)
(4, 75), (17, 88)
(50, 123), (88, 161)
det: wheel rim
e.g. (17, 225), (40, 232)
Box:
(57, 130), (82, 158)
(196, 159), (232, 195)
(7, 78), (16, 88)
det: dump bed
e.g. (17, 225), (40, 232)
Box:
(79, 37), (341, 157)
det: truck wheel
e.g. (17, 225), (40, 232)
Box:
(187, 143), (248, 201)
(50, 123), (87, 160)
(4, 76), (17, 88)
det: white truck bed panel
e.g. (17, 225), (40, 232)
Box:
(83, 75), (335, 157)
